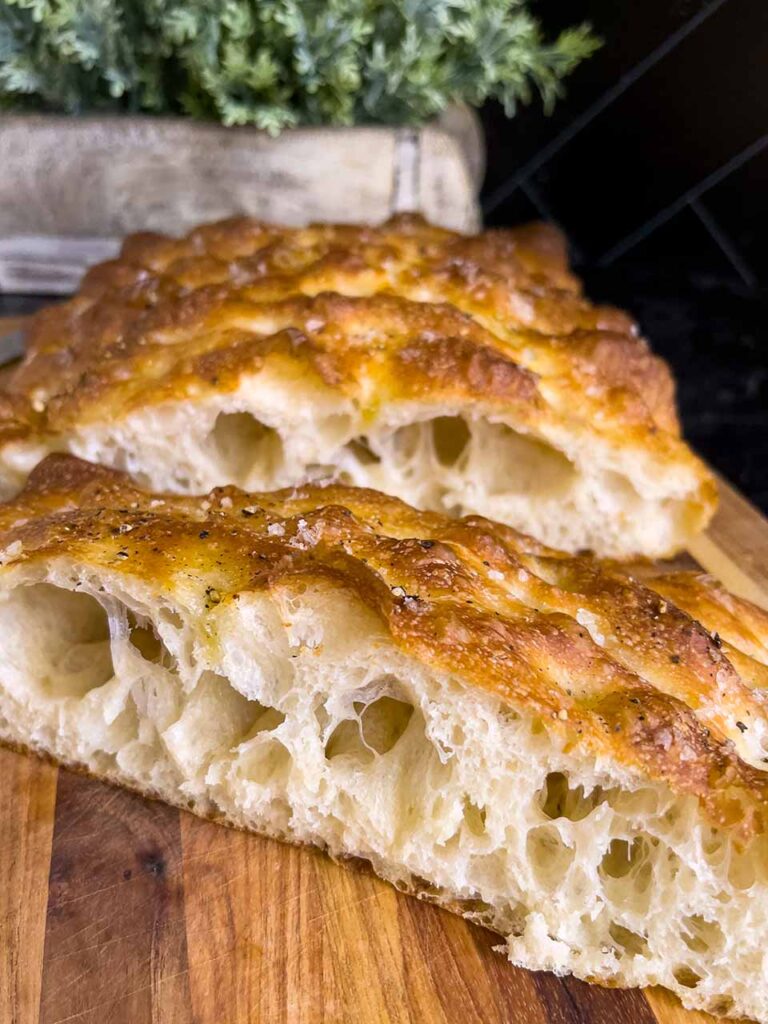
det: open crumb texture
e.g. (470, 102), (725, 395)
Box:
(0, 214), (716, 558)
(0, 455), (765, 1020)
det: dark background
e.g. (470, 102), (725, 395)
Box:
(481, 0), (768, 512)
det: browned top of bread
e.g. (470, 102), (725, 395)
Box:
(1, 454), (765, 833)
(0, 216), (714, 524)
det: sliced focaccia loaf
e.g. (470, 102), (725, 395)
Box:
(0, 214), (715, 558)
(0, 455), (765, 1019)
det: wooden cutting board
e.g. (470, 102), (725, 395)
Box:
(0, 318), (765, 1022)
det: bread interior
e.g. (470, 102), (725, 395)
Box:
(31, 379), (702, 558)
(0, 566), (764, 1020)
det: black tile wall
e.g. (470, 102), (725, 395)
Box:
(602, 206), (741, 284)
(480, 0), (768, 511)
(486, 0), (768, 262)
(482, 0), (719, 205)
(584, 254), (768, 510)
(482, 0), (768, 267)
(702, 144), (768, 283)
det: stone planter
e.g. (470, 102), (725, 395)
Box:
(0, 105), (484, 292)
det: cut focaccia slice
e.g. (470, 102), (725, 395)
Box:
(0, 455), (764, 1021)
(0, 214), (715, 558)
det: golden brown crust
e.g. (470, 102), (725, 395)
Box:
(643, 571), (768, 690)
(1, 215), (714, 528)
(29, 294), (544, 430)
(1, 454), (765, 834)
(0, 390), (42, 445)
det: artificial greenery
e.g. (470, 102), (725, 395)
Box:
(0, 1), (598, 134)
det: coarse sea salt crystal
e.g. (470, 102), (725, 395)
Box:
(576, 608), (606, 647)
(268, 523), (285, 537)
(0, 540), (23, 563)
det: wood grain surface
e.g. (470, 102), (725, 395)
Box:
(0, 318), (762, 1024)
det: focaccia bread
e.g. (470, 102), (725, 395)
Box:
(1, 455), (766, 1021)
(0, 214), (715, 559)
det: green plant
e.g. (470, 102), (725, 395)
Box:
(0, 1), (599, 133)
